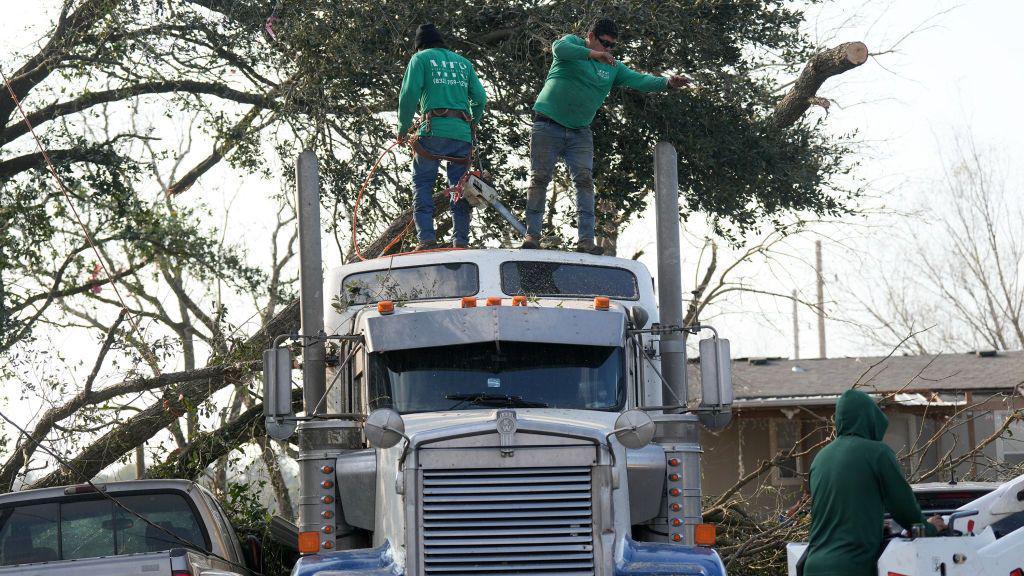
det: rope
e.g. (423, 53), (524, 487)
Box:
(1, 67), (161, 375)
(351, 115), (477, 261)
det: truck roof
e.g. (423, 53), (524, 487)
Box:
(325, 248), (659, 332)
(0, 479), (205, 505)
(330, 247), (653, 278)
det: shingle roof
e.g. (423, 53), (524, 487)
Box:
(685, 350), (1024, 400)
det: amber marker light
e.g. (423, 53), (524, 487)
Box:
(377, 300), (395, 315)
(298, 531), (320, 553)
(694, 524), (717, 546)
(511, 295), (527, 306)
(486, 296), (502, 306)
(594, 296), (610, 310)
(461, 297), (477, 308)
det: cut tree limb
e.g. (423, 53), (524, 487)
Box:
(26, 299), (300, 489)
(770, 42), (868, 129)
(146, 388), (301, 481)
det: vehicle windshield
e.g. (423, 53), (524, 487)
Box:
(368, 341), (625, 413)
(0, 492), (208, 566)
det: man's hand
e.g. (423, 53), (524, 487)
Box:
(396, 133), (408, 145)
(589, 50), (616, 66)
(927, 515), (947, 533)
(668, 74), (692, 89)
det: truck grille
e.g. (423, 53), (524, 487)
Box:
(420, 466), (595, 575)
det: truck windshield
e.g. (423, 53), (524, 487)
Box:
(341, 262), (478, 305)
(0, 492), (208, 566)
(501, 261), (639, 300)
(368, 341), (625, 413)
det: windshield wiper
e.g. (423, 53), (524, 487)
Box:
(444, 393), (549, 410)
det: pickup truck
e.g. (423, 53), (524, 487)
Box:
(0, 479), (255, 576)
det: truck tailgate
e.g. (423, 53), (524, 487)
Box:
(0, 550), (173, 576)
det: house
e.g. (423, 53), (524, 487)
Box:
(687, 350), (1024, 515)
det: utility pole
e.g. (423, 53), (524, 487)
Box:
(792, 290), (800, 360)
(816, 240), (826, 359)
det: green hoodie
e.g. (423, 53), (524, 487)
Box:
(532, 35), (669, 129)
(804, 389), (934, 576)
(397, 47), (486, 143)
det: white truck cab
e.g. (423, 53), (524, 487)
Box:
(265, 145), (734, 576)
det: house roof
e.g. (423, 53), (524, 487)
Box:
(685, 350), (1024, 402)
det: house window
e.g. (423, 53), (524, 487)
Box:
(995, 411), (1024, 468)
(770, 418), (804, 485)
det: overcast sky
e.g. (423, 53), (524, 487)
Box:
(3, 0), (1022, 362)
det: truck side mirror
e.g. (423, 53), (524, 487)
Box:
(698, 337), (733, 431)
(627, 306), (650, 330)
(613, 409), (656, 449)
(263, 347), (297, 440)
(364, 408), (406, 449)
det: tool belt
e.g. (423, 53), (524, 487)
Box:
(412, 108), (474, 165)
(426, 108), (472, 123)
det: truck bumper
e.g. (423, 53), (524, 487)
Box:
(292, 539), (726, 576)
(616, 538), (728, 576)
(291, 542), (399, 576)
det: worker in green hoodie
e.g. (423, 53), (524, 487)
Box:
(802, 389), (946, 576)
(397, 23), (487, 250)
(522, 17), (690, 255)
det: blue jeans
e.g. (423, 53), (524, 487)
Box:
(412, 136), (472, 245)
(525, 120), (595, 241)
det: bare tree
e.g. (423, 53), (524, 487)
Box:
(853, 135), (1024, 353)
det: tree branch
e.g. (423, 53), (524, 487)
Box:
(3, 80), (277, 144)
(770, 42), (868, 129)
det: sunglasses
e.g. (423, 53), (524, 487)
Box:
(597, 37), (617, 49)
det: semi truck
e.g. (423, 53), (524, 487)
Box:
(262, 142), (735, 575)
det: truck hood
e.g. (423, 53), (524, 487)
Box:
(401, 408), (620, 438)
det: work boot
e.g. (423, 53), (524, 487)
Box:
(414, 240), (438, 252)
(576, 239), (604, 255)
(520, 235), (541, 250)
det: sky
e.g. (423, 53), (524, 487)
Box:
(618, 0), (1024, 359)
(3, 0), (1023, 364)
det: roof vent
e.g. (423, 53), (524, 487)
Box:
(975, 350), (998, 358)
(748, 357), (769, 366)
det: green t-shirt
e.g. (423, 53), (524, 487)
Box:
(533, 34), (669, 129)
(397, 48), (486, 143)
(804, 390), (935, 576)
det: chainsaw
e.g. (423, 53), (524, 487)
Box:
(460, 170), (527, 237)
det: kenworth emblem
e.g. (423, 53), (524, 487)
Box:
(495, 409), (517, 457)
